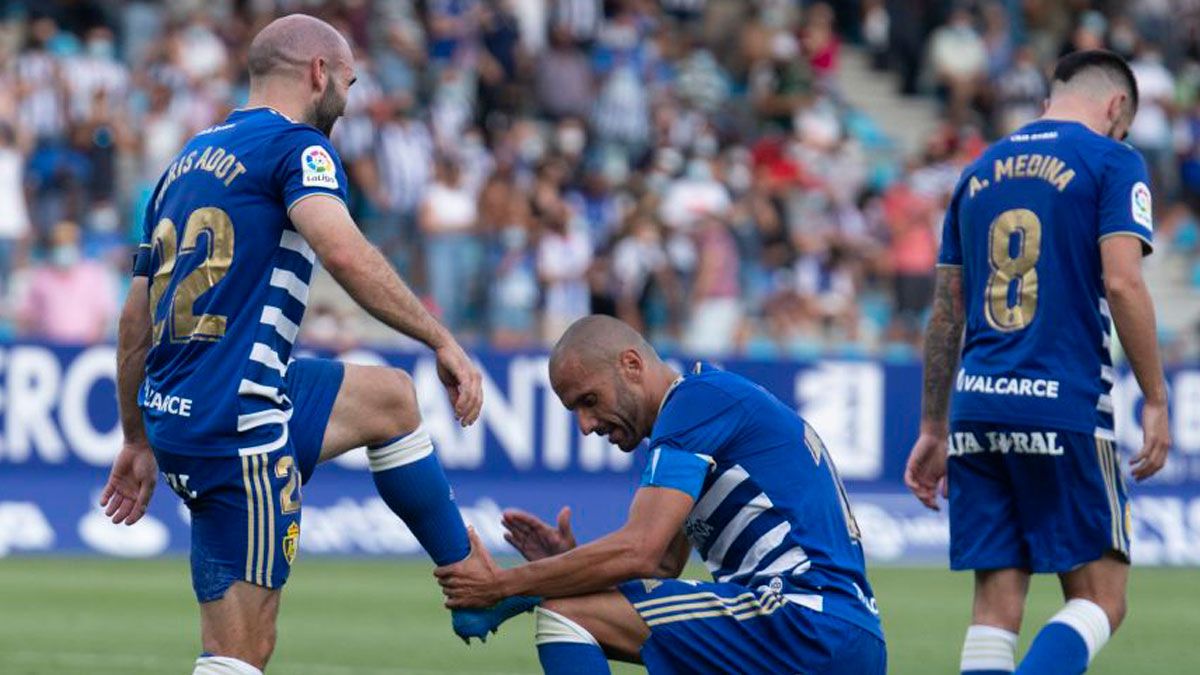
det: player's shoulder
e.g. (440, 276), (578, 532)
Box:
(654, 363), (755, 438)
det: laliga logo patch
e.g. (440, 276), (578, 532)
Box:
(301, 145), (338, 189)
(283, 521), (300, 564)
(1131, 181), (1153, 231)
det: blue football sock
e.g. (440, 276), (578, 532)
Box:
(535, 608), (610, 674)
(1016, 599), (1111, 675)
(367, 426), (468, 566)
(537, 642), (610, 674)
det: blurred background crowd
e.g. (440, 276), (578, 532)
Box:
(0, 0), (1197, 361)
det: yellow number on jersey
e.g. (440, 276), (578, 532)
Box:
(149, 207), (235, 344)
(984, 208), (1042, 332)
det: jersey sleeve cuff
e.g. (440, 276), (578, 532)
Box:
(285, 191), (348, 216)
(1098, 230), (1154, 256)
(935, 262), (963, 268)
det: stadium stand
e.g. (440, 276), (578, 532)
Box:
(0, 0), (1196, 360)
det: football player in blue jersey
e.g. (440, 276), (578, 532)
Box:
(435, 315), (886, 674)
(905, 50), (1172, 675)
(98, 14), (533, 675)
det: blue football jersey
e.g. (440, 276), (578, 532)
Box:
(136, 107), (348, 456)
(641, 363), (882, 639)
(939, 119), (1154, 440)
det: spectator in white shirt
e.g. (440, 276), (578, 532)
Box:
(537, 201), (593, 344)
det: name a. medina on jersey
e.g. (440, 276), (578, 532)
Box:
(948, 430), (1065, 456)
(956, 370), (1060, 399)
(142, 384), (194, 417)
(967, 151), (1077, 198)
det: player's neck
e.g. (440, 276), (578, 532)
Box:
(245, 87), (308, 126)
(648, 364), (683, 423)
(1039, 102), (1105, 136)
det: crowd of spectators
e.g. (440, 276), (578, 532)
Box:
(0, 0), (1197, 361)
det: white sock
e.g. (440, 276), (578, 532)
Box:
(960, 624), (1018, 673)
(1048, 598), (1112, 664)
(534, 607), (600, 646)
(366, 424), (433, 472)
(194, 655), (263, 675)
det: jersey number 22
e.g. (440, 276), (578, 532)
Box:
(149, 207), (235, 345)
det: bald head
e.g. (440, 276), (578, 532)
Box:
(246, 14), (355, 136)
(248, 14), (351, 82)
(550, 315), (657, 375)
(548, 315), (676, 452)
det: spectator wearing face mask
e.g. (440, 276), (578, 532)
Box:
(14, 220), (117, 343)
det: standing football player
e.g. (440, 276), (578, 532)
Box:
(435, 315), (886, 674)
(905, 50), (1171, 675)
(99, 14), (533, 675)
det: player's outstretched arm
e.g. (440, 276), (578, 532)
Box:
(290, 195), (482, 425)
(905, 266), (964, 510)
(436, 487), (693, 607)
(100, 277), (158, 525)
(1101, 235), (1171, 480)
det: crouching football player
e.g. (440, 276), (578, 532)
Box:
(436, 316), (886, 674)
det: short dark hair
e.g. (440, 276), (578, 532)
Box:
(1053, 50), (1139, 114)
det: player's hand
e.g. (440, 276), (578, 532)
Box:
(905, 431), (948, 511)
(502, 507), (576, 561)
(435, 341), (483, 427)
(434, 527), (505, 608)
(1131, 399), (1171, 481)
(100, 441), (158, 525)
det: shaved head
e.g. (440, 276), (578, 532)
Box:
(246, 14), (356, 136)
(550, 315), (656, 375)
(548, 316), (676, 452)
(248, 14), (351, 81)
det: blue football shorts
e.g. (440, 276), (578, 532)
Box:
(618, 578), (886, 675)
(948, 421), (1131, 573)
(153, 358), (345, 602)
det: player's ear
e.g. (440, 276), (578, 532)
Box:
(1107, 93), (1124, 127)
(618, 348), (643, 381)
(311, 57), (327, 93)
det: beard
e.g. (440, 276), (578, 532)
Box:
(612, 382), (644, 452)
(310, 86), (345, 137)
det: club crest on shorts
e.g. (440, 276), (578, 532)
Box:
(283, 522), (300, 565)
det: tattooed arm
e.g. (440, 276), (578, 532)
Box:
(921, 266), (966, 425)
(904, 265), (965, 510)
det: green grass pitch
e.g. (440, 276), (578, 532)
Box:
(0, 558), (1191, 673)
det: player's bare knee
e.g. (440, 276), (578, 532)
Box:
(368, 367), (421, 443)
(540, 597), (585, 624)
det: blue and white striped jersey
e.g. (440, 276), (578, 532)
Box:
(135, 107), (348, 457)
(641, 363), (882, 639)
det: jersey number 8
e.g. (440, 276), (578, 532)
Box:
(149, 207), (235, 345)
(985, 208), (1042, 332)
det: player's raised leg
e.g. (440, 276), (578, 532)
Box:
(961, 568), (1028, 675)
(316, 363), (469, 567)
(307, 361), (539, 637)
(1016, 554), (1128, 675)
